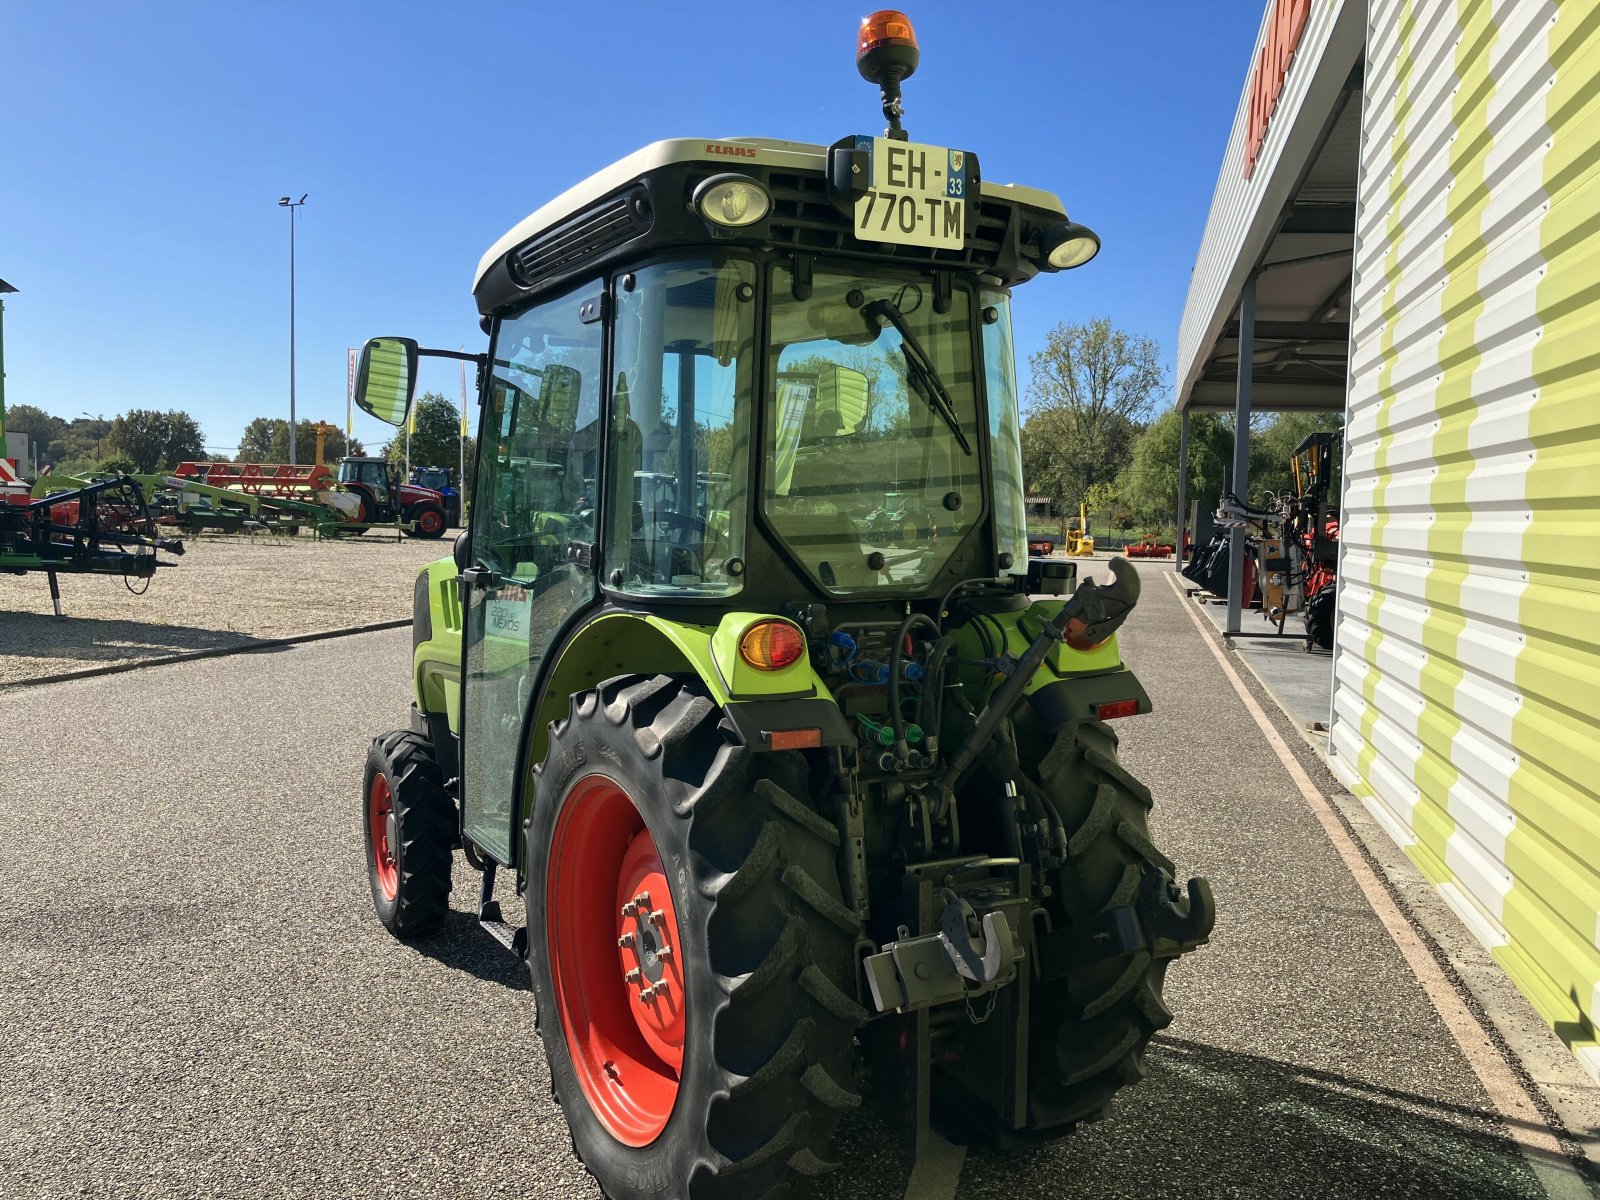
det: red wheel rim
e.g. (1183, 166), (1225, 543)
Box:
(419, 509), (443, 535)
(368, 773), (398, 901)
(547, 774), (686, 1146)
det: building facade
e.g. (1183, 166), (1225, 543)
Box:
(1178, 0), (1600, 1073)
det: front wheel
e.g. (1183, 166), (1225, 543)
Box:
(526, 674), (865, 1200)
(363, 729), (454, 937)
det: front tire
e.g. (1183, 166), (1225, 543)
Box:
(526, 674), (865, 1200)
(363, 729), (454, 937)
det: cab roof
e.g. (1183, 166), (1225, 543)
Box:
(473, 137), (1067, 292)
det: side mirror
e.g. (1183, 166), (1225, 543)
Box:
(353, 337), (419, 427)
(453, 529), (471, 572)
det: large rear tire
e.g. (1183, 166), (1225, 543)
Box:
(526, 674), (865, 1200)
(1016, 713), (1176, 1130)
(363, 729), (454, 937)
(941, 708), (1184, 1144)
(406, 503), (447, 539)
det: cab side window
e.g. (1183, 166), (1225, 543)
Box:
(603, 259), (755, 596)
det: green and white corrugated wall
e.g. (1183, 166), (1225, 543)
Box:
(1329, 0), (1600, 1070)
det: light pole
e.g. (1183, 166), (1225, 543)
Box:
(278, 194), (307, 464)
(0, 278), (15, 454)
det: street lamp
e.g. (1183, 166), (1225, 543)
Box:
(278, 194), (308, 464)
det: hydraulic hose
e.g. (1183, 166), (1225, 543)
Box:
(919, 635), (958, 754)
(936, 558), (1141, 811)
(889, 612), (941, 762)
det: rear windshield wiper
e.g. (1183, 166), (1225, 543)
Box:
(861, 298), (973, 456)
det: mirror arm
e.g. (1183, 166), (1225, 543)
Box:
(416, 348), (487, 367)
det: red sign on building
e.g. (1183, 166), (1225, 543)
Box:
(1245, 0), (1312, 178)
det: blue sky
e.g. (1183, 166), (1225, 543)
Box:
(2, 1), (1262, 457)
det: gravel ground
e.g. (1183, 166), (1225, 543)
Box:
(0, 532), (450, 686)
(0, 567), (1561, 1199)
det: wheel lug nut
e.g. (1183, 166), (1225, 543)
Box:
(635, 891), (651, 909)
(625, 968), (642, 984)
(637, 989), (651, 1003)
(656, 944), (672, 960)
(617, 934), (634, 950)
(649, 909), (666, 926)
(620, 901), (639, 918)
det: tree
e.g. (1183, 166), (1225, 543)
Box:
(1022, 318), (1166, 509)
(1119, 409), (1234, 530)
(57, 416), (115, 469)
(382, 392), (475, 492)
(2, 404), (69, 463)
(235, 417), (364, 464)
(106, 409), (206, 474)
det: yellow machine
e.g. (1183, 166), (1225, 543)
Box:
(1066, 501), (1096, 556)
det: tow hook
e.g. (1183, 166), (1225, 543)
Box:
(937, 888), (1013, 983)
(863, 888), (1022, 1013)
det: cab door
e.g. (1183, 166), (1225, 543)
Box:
(458, 284), (603, 864)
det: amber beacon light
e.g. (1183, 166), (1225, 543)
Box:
(857, 10), (920, 84)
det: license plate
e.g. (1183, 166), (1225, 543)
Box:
(852, 136), (968, 250)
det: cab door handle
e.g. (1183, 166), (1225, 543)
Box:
(460, 565), (501, 591)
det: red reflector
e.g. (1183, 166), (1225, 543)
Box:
(738, 620), (805, 671)
(1095, 700), (1141, 721)
(767, 728), (823, 751)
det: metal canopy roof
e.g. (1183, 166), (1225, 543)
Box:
(1184, 87), (1360, 412)
(1174, 0), (1365, 414)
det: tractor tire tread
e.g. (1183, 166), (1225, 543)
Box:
(944, 707), (1183, 1146)
(529, 674), (860, 1200)
(364, 729), (453, 939)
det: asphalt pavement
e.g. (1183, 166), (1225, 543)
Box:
(0, 563), (1577, 1199)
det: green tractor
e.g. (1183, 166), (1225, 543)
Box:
(354, 11), (1212, 1197)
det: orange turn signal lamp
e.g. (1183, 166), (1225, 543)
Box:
(1062, 617), (1109, 652)
(738, 619), (806, 671)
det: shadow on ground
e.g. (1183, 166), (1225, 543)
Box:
(1, 612), (262, 665)
(812, 1034), (1543, 1200)
(412, 909), (530, 991)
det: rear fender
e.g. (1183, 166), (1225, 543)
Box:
(526, 611), (842, 782)
(951, 598), (1152, 729)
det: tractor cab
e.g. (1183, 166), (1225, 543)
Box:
(350, 11), (1211, 1197)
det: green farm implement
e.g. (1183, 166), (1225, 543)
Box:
(1, 473), (184, 615)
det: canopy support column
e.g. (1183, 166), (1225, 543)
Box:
(1176, 408), (1190, 573)
(1226, 272), (1256, 636)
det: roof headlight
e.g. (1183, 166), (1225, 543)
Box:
(693, 174), (771, 228)
(1040, 220), (1102, 271)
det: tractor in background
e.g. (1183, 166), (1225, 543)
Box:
(410, 465), (463, 526)
(334, 456), (448, 537)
